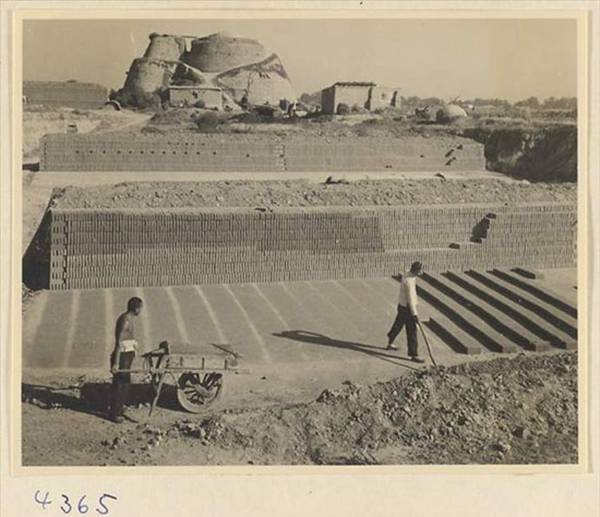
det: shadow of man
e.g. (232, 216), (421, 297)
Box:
(22, 382), (175, 423)
(272, 330), (421, 371)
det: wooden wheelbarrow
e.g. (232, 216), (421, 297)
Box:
(116, 340), (248, 417)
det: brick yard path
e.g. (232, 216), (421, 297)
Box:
(23, 271), (576, 373)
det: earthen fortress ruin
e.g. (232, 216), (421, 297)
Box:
(114, 31), (295, 108)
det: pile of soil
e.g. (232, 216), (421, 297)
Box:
(96, 351), (577, 465)
(50, 178), (576, 210)
(483, 126), (577, 182)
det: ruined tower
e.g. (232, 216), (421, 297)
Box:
(115, 31), (295, 108)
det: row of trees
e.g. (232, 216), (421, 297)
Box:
(402, 96), (576, 109)
(299, 92), (577, 110)
(512, 97), (577, 109)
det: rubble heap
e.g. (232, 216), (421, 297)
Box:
(93, 352), (578, 465)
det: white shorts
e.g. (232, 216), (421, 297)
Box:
(119, 339), (138, 353)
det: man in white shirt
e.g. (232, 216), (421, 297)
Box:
(386, 261), (425, 363)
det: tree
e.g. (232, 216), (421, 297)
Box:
(542, 97), (576, 109)
(515, 97), (540, 108)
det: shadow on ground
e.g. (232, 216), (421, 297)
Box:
(23, 161), (40, 172)
(22, 207), (51, 290)
(272, 330), (421, 371)
(22, 382), (180, 421)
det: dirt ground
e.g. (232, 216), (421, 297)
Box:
(50, 177), (576, 210)
(21, 351), (577, 466)
(19, 112), (579, 467)
(131, 106), (577, 140)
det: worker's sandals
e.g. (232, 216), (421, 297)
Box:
(410, 356), (425, 363)
(386, 343), (398, 351)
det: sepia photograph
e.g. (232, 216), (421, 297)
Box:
(19, 15), (582, 468)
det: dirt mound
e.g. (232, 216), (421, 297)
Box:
(483, 126), (577, 182)
(148, 108), (199, 127)
(462, 125), (577, 182)
(50, 178), (576, 211)
(90, 352), (577, 465)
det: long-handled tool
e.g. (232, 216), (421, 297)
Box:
(417, 320), (438, 367)
(148, 371), (166, 418)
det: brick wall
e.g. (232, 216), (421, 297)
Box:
(48, 203), (577, 290)
(23, 81), (108, 109)
(39, 134), (485, 172)
(321, 86), (336, 115)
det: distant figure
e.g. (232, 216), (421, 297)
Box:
(386, 261), (425, 363)
(287, 101), (297, 118)
(240, 91), (249, 111)
(109, 297), (143, 423)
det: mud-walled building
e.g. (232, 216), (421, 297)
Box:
(321, 82), (400, 115)
(113, 31), (295, 109)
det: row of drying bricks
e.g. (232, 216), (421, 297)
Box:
(49, 207), (576, 288)
(50, 210), (576, 259)
(51, 207), (575, 234)
(40, 138), (484, 171)
(55, 243), (576, 271)
(51, 254), (575, 290)
(50, 244), (576, 289)
(53, 212), (575, 251)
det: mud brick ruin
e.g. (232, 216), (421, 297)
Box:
(46, 202), (576, 290)
(23, 80), (108, 109)
(114, 31), (295, 109)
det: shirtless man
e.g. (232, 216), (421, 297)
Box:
(109, 297), (143, 423)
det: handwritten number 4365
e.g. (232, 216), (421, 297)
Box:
(34, 491), (118, 515)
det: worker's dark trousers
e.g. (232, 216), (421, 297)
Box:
(109, 351), (134, 420)
(387, 305), (419, 357)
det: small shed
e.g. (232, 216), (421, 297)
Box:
(168, 85), (223, 109)
(321, 82), (400, 114)
(321, 82), (375, 114)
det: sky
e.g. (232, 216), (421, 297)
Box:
(23, 18), (577, 102)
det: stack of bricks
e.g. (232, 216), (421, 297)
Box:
(40, 134), (285, 172)
(39, 134), (484, 172)
(480, 204), (576, 268)
(48, 202), (577, 290)
(284, 137), (485, 172)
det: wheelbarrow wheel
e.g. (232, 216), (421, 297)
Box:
(176, 372), (223, 413)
